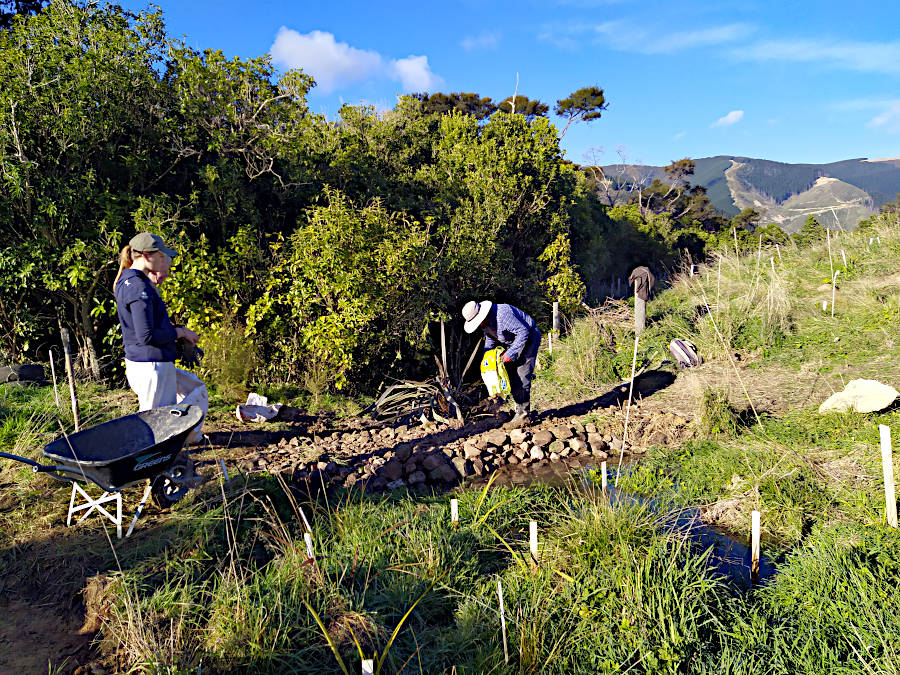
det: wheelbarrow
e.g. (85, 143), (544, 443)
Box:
(0, 404), (203, 538)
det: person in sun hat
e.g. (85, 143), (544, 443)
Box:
(462, 300), (542, 429)
(113, 232), (206, 443)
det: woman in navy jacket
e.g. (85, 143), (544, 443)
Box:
(113, 232), (205, 441)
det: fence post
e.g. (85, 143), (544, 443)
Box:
(60, 326), (81, 432)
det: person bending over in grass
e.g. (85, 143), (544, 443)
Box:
(113, 232), (207, 443)
(462, 300), (542, 429)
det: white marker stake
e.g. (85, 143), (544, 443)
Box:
(362, 659), (374, 675)
(690, 264), (695, 277)
(304, 532), (315, 559)
(751, 510), (761, 584)
(822, 300), (827, 312)
(601, 461), (608, 495)
(529, 521), (538, 561)
(770, 257), (775, 274)
(869, 237), (874, 246)
(841, 249), (847, 267)
(775, 243), (782, 264)
(831, 270), (840, 318)
(880, 425), (898, 528)
(549, 331), (552, 355)
(450, 498), (458, 527)
(299, 506), (313, 534)
(497, 579), (509, 664)
(878, 236), (882, 245)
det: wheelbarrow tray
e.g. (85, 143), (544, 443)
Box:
(42, 405), (203, 492)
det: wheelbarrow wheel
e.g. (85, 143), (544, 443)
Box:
(151, 452), (196, 509)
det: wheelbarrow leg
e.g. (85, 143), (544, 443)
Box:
(67, 483), (123, 539)
(127, 481), (153, 538)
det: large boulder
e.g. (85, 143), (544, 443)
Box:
(818, 379), (899, 414)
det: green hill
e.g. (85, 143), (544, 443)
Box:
(603, 155), (900, 230)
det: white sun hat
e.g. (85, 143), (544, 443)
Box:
(462, 300), (492, 333)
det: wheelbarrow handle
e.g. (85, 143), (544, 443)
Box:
(0, 451), (41, 468)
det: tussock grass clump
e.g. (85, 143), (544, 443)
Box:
(699, 387), (741, 436)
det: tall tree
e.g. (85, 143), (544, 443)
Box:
(0, 0), (45, 29)
(554, 85), (607, 137)
(497, 95), (549, 119)
(412, 92), (496, 119)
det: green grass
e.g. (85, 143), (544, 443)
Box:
(6, 216), (900, 674)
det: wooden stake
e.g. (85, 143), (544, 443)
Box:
(716, 255), (722, 317)
(615, 331), (640, 487)
(831, 270), (840, 318)
(304, 532), (315, 559)
(776, 243), (783, 264)
(880, 425), (898, 528)
(751, 510), (761, 584)
(841, 249), (847, 267)
(60, 326), (80, 432)
(450, 498), (458, 528)
(49, 348), (61, 411)
(440, 320), (448, 380)
(497, 580), (509, 664)
(548, 331), (553, 355)
(601, 460), (608, 495)
(552, 301), (559, 337)
(770, 257), (776, 274)
(822, 300), (827, 312)
(529, 520), (538, 561)
(826, 228), (834, 283)
(362, 659), (374, 675)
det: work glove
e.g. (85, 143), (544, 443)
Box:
(177, 338), (204, 368)
(501, 354), (513, 364)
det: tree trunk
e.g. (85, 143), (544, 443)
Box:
(78, 297), (102, 379)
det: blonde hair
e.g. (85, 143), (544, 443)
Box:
(113, 245), (135, 292)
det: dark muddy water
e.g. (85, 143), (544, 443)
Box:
(473, 457), (778, 589)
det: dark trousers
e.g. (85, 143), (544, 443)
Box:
(508, 330), (541, 407)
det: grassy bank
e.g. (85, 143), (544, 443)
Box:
(3, 217), (900, 673)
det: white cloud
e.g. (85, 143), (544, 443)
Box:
(539, 20), (753, 55)
(736, 38), (900, 75)
(270, 27), (442, 94)
(869, 102), (900, 132)
(270, 28), (382, 93)
(388, 55), (443, 91)
(674, 131), (686, 140)
(461, 31), (499, 51)
(711, 110), (744, 127)
(833, 98), (900, 133)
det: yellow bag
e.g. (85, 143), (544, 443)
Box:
(480, 347), (512, 398)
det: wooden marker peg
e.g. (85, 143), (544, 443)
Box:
(601, 460), (608, 495)
(529, 521), (538, 562)
(750, 510), (761, 584)
(880, 425), (898, 528)
(450, 498), (458, 528)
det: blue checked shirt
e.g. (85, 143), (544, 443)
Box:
(483, 303), (539, 362)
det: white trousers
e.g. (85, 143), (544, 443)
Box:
(125, 360), (208, 443)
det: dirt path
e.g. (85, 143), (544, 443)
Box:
(0, 599), (94, 674)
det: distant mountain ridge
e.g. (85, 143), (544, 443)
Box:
(604, 156), (900, 232)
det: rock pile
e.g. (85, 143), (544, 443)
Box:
(227, 408), (693, 493)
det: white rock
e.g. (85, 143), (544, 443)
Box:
(818, 379), (899, 414)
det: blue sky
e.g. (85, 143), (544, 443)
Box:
(119, 0), (900, 167)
